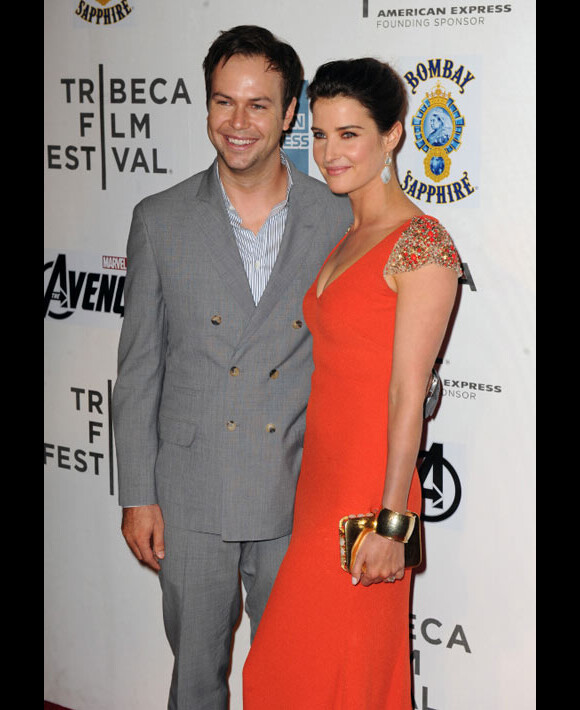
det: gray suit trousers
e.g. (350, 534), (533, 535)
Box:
(159, 524), (291, 710)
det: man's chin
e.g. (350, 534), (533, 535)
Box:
(217, 149), (260, 174)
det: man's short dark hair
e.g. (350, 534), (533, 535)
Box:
(203, 25), (304, 114)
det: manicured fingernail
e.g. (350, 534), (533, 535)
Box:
(352, 576), (358, 585)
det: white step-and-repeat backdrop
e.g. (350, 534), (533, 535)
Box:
(45, 2), (535, 708)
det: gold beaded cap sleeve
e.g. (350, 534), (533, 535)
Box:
(383, 215), (463, 281)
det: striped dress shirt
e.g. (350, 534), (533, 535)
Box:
(217, 152), (293, 305)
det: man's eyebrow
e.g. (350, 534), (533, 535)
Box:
(212, 91), (273, 103)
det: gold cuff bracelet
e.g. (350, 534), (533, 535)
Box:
(375, 508), (416, 543)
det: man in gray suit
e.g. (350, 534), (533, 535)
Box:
(113, 25), (351, 709)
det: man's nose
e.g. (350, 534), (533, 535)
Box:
(231, 105), (250, 130)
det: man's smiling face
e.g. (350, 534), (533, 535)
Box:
(207, 54), (296, 177)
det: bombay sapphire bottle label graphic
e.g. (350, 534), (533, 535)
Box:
(412, 82), (465, 183)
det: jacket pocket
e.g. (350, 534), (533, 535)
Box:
(158, 414), (196, 447)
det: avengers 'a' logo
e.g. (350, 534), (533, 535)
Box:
(418, 443), (462, 521)
(44, 255), (74, 320)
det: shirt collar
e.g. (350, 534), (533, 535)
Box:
(216, 150), (293, 222)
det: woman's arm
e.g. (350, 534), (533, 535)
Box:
(351, 262), (458, 586)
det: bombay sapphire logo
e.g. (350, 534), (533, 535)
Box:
(412, 82), (465, 183)
(401, 58), (478, 206)
(74, 0), (133, 25)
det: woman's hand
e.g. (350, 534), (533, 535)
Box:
(350, 531), (405, 586)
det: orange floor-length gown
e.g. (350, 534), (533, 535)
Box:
(243, 216), (461, 709)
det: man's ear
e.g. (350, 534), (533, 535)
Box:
(283, 96), (298, 132)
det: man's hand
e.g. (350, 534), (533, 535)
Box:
(121, 504), (165, 572)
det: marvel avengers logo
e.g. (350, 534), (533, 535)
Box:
(418, 442), (461, 521)
(44, 252), (125, 322)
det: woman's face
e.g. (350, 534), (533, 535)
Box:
(311, 96), (388, 196)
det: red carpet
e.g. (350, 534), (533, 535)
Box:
(45, 703), (74, 710)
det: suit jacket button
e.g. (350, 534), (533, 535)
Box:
(211, 315), (222, 325)
(266, 423), (276, 433)
(230, 366), (240, 376)
(292, 319), (303, 329)
(269, 369), (279, 379)
(226, 420), (237, 431)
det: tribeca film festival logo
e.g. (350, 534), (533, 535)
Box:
(44, 381), (116, 496)
(361, 1), (513, 28)
(74, 0), (133, 26)
(46, 65), (191, 189)
(411, 612), (471, 710)
(44, 251), (126, 324)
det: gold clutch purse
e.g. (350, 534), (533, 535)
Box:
(339, 511), (422, 573)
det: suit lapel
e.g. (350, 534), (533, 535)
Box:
(235, 164), (320, 346)
(194, 162), (256, 318)
(193, 159), (328, 347)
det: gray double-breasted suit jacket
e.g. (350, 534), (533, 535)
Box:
(113, 158), (352, 541)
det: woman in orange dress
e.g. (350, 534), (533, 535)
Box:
(243, 58), (462, 709)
